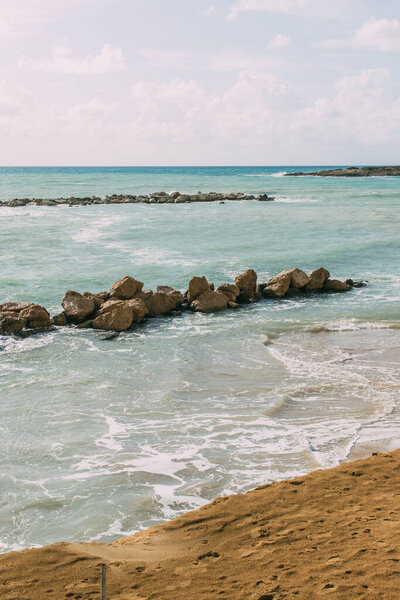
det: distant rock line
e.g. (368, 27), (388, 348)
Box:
(0, 191), (275, 207)
(286, 166), (400, 177)
(0, 268), (366, 337)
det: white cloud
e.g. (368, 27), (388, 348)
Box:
(267, 34), (292, 49)
(18, 44), (127, 74)
(315, 18), (400, 52)
(200, 5), (216, 17)
(228, 0), (347, 19)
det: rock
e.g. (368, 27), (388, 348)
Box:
(228, 301), (239, 309)
(83, 292), (104, 310)
(97, 299), (124, 314)
(235, 269), (257, 298)
(236, 291), (255, 304)
(305, 268), (330, 291)
(109, 276), (144, 300)
(324, 279), (352, 292)
(264, 271), (291, 298)
(52, 312), (68, 326)
(156, 286), (184, 308)
(0, 301), (34, 313)
(345, 279), (367, 288)
(76, 319), (93, 328)
(62, 290), (95, 322)
(0, 315), (26, 335)
(187, 276), (211, 304)
(217, 283), (240, 302)
(19, 304), (51, 328)
(99, 331), (120, 340)
(287, 268), (309, 289)
(92, 305), (133, 331)
(191, 290), (229, 313)
(124, 298), (149, 322)
(256, 283), (268, 295)
(147, 290), (183, 317)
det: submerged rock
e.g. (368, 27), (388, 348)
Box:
(324, 279), (352, 292)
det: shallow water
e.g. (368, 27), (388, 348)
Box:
(0, 166), (399, 552)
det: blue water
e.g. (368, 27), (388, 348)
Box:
(0, 166), (399, 553)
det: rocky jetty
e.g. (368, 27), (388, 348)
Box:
(286, 166), (400, 177)
(0, 191), (275, 208)
(0, 269), (366, 336)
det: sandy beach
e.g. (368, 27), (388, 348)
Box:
(1, 449), (399, 599)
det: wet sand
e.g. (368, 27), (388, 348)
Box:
(1, 449), (399, 599)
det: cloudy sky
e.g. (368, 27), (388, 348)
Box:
(1, 0), (400, 165)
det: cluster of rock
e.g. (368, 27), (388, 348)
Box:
(0, 268), (366, 336)
(0, 191), (275, 208)
(286, 166), (400, 177)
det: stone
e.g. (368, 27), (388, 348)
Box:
(228, 301), (239, 309)
(76, 319), (93, 328)
(217, 283), (240, 302)
(287, 268), (309, 289)
(237, 291), (255, 304)
(52, 312), (68, 326)
(92, 305), (133, 331)
(97, 299), (124, 314)
(0, 301), (34, 313)
(191, 290), (229, 313)
(19, 304), (51, 328)
(124, 298), (149, 322)
(147, 291), (183, 317)
(324, 279), (352, 292)
(109, 276), (143, 300)
(235, 269), (257, 298)
(264, 271), (291, 298)
(156, 286), (184, 308)
(0, 315), (26, 335)
(305, 268), (330, 291)
(62, 290), (95, 322)
(83, 292), (104, 310)
(187, 276), (211, 304)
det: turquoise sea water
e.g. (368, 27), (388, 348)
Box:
(0, 166), (399, 553)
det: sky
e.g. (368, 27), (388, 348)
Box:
(0, 0), (400, 165)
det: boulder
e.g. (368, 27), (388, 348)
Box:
(109, 276), (143, 300)
(287, 268), (309, 289)
(263, 271), (291, 298)
(228, 301), (239, 309)
(97, 299), (124, 315)
(52, 312), (68, 326)
(235, 269), (257, 298)
(187, 276), (211, 304)
(156, 286), (184, 307)
(62, 290), (95, 322)
(83, 292), (105, 310)
(217, 283), (240, 302)
(0, 315), (26, 335)
(92, 305), (133, 331)
(147, 291), (183, 317)
(124, 298), (149, 322)
(191, 290), (229, 313)
(324, 279), (352, 292)
(305, 268), (330, 291)
(0, 301), (34, 313)
(19, 304), (51, 328)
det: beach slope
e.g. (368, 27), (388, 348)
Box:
(1, 450), (399, 599)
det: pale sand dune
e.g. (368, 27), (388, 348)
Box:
(1, 450), (399, 599)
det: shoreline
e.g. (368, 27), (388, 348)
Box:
(286, 165), (400, 177)
(0, 191), (275, 207)
(1, 449), (399, 599)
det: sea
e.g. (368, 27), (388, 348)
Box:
(0, 166), (399, 553)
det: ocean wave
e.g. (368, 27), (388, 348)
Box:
(274, 196), (318, 203)
(243, 171), (287, 177)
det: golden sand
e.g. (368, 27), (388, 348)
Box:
(1, 450), (399, 599)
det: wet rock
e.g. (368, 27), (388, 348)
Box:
(237, 291), (255, 304)
(324, 279), (352, 292)
(52, 312), (68, 326)
(235, 269), (257, 299)
(147, 289), (184, 317)
(191, 290), (229, 313)
(305, 267), (330, 291)
(287, 268), (309, 289)
(92, 305), (133, 331)
(62, 290), (95, 322)
(0, 301), (34, 313)
(0, 315), (26, 335)
(264, 271), (291, 298)
(217, 283), (240, 302)
(83, 292), (104, 310)
(124, 298), (149, 322)
(228, 301), (239, 309)
(99, 331), (120, 340)
(76, 319), (93, 328)
(187, 276), (211, 304)
(109, 276), (144, 300)
(19, 304), (51, 328)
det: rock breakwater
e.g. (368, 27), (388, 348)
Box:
(0, 191), (275, 207)
(286, 166), (400, 177)
(0, 268), (366, 336)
